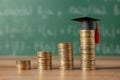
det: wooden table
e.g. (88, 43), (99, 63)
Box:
(0, 56), (120, 80)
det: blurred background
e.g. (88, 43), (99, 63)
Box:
(0, 0), (120, 56)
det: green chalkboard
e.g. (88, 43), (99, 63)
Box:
(0, 0), (120, 56)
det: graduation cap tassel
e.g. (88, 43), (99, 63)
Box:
(95, 21), (100, 44)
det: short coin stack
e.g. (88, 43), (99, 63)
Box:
(37, 51), (52, 70)
(58, 43), (74, 70)
(16, 60), (31, 70)
(80, 30), (95, 70)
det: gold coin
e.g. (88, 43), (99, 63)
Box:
(81, 49), (95, 54)
(81, 63), (95, 66)
(38, 58), (48, 60)
(67, 43), (73, 49)
(60, 62), (69, 65)
(59, 65), (69, 66)
(69, 61), (74, 67)
(69, 57), (73, 60)
(80, 38), (95, 41)
(59, 57), (69, 61)
(16, 60), (31, 70)
(59, 56), (69, 60)
(59, 54), (68, 58)
(81, 55), (95, 57)
(81, 60), (95, 63)
(81, 61), (95, 64)
(46, 66), (52, 70)
(46, 52), (52, 59)
(81, 65), (95, 67)
(58, 51), (68, 53)
(59, 53), (69, 56)
(81, 67), (95, 70)
(81, 53), (95, 56)
(81, 59), (95, 61)
(25, 61), (31, 69)
(59, 61), (69, 64)
(38, 59), (52, 65)
(58, 50), (68, 53)
(80, 30), (95, 38)
(81, 64), (95, 67)
(80, 45), (95, 50)
(58, 43), (68, 48)
(37, 51), (47, 58)
(46, 52), (52, 56)
(47, 61), (52, 65)
(68, 51), (73, 54)
(81, 65), (95, 68)
(38, 66), (48, 70)
(80, 34), (94, 38)
(80, 30), (95, 33)
(81, 57), (95, 60)
(68, 52), (74, 61)
(59, 55), (69, 60)
(38, 62), (47, 66)
(80, 38), (95, 45)
(59, 66), (70, 70)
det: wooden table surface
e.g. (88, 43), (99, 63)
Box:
(0, 56), (120, 80)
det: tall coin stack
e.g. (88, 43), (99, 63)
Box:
(37, 51), (52, 70)
(80, 30), (95, 70)
(58, 43), (74, 70)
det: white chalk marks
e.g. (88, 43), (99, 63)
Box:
(0, 0), (119, 56)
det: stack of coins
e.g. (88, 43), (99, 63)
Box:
(58, 43), (69, 70)
(46, 52), (52, 69)
(16, 60), (31, 70)
(80, 30), (95, 70)
(37, 51), (52, 70)
(58, 43), (74, 70)
(67, 43), (74, 69)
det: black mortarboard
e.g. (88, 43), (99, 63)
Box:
(72, 17), (100, 30)
(72, 16), (100, 44)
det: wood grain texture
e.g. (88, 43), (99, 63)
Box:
(0, 56), (120, 80)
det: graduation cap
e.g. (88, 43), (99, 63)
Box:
(72, 17), (100, 44)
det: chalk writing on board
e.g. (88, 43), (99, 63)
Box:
(0, 0), (119, 56)
(57, 11), (63, 17)
(100, 24), (120, 38)
(114, 4), (120, 16)
(69, 5), (107, 15)
(1, 4), (119, 18)
(101, 43), (120, 55)
(0, 6), (32, 16)
(37, 6), (64, 19)
(117, 0), (120, 2)
(104, 0), (120, 2)
(0, 39), (120, 56)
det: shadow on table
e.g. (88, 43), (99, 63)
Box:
(66, 67), (120, 70)
(0, 65), (15, 68)
(31, 66), (120, 70)
(96, 67), (120, 70)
